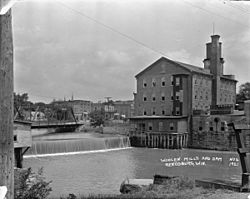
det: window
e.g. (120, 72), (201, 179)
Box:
(161, 77), (166, 87)
(171, 76), (174, 85)
(152, 94), (156, 102)
(152, 78), (156, 87)
(199, 127), (203, 131)
(176, 77), (180, 86)
(148, 122), (153, 131)
(161, 93), (165, 101)
(176, 107), (180, 115)
(143, 110), (147, 115)
(162, 110), (165, 115)
(152, 108), (156, 115)
(209, 121), (213, 131)
(171, 91), (173, 100)
(143, 79), (147, 88)
(143, 95), (147, 101)
(205, 94), (208, 100)
(221, 122), (225, 131)
(176, 92), (180, 100)
(170, 122), (174, 131)
(14, 135), (17, 141)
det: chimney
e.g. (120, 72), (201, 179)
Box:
(203, 35), (224, 76)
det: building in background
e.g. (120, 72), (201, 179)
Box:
(130, 35), (237, 149)
(68, 100), (92, 121)
(92, 101), (104, 112)
(113, 100), (134, 119)
(103, 100), (115, 120)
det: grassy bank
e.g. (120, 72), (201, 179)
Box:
(52, 176), (250, 199)
(52, 189), (250, 199)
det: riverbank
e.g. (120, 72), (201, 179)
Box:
(47, 175), (250, 199)
(51, 188), (250, 199)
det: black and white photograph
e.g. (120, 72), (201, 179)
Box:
(1, 0), (250, 198)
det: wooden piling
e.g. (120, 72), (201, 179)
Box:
(0, 9), (14, 199)
(164, 136), (167, 148)
(177, 135), (180, 149)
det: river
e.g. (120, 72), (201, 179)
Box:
(24, 131), (242, 197)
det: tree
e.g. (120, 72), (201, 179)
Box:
(237, 82), (250, 102)
(14, 92), (30, 108)
(14, 92), (34, 120)
(89, 110), (105, 126)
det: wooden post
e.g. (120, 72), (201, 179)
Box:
(228, 123), (250, 192)
(163, 136), (166, 148)
(167, 134), (170, 149)
(180, 134), (183, 148)
(14, 148), (23, 168)
(0, 9), (14, 199)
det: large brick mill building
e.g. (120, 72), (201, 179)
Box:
(130, 35), (238, 149)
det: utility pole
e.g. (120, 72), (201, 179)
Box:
(0, 2), (14, 198)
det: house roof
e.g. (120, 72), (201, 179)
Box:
(135, 57), (211, 78)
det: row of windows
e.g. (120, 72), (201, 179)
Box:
(143, 92), (181, 102)
(219, 94), (234, 103)
(137, 122), (175, 131)
(142, 107), (180, 116)
(198, 121), (228, 132)
(143, 109), (165, 116)
(220, 81), (235, 90)
(193, 78), (211, 86)
(148, 122), (175, 131)
(194, 95), (209, 100)
(142, 76), (180, 88)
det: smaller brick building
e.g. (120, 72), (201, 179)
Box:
(113, 100), (134, 119)
(68, 100), (92, 121)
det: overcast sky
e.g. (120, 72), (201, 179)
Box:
(12, 0), (250, 103)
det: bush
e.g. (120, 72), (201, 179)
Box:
(14, 167), (52, 199)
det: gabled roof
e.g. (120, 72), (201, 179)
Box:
(135, 57), (211, 78)
(174, 61), (211, 75)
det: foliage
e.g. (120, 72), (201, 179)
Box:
(14, 92), (34, 120)
(237, 82), (250, 102)
(89, 110), (105, 126)
(145, 176), (194, 194)
(33, 102), (47, 112)
(14, 167), (52, 199)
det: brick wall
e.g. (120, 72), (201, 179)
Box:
(190, 114), (249, 151)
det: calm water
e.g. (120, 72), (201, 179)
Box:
(24, 132), (242, 197)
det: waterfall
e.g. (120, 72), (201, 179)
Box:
(25, 135), (131, 157)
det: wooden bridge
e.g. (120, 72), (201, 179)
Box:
(31, 120), (83, 132)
